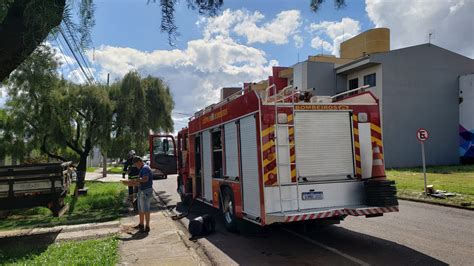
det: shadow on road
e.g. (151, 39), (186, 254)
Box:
(163, 190), (447, 266)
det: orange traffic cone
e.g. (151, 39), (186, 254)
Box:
(371, 142), (386, 180)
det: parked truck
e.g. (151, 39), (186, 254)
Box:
(150, 83), (398, 232)
(0, 162), (72, 217)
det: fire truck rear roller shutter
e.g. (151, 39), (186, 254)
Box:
(294, 111), (354, 181)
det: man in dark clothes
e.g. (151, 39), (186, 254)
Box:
(123, 150), (139, 211)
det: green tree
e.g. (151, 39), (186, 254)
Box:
(1, 46), (174, 189)
(0, 0), (66, 82)
(0, 0), (346, 82)
(1, 45), (113, 189)
(109, 72), (174, 158)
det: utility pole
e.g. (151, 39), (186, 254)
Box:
(102, 73), (110, 178)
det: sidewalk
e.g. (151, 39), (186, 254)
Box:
(118, 192), (210, 266)
(119, 211), (208, 265)
(85, 168), (122, 183)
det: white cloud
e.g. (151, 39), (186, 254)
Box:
(201, 9), (247, 39)
(201, 9), (302, 46)
(293, 34), (304, 48)
(309, 17), (361, 56)
(366, 0), (474, 58)
(91, 36), (277, 127)
(67, 67), (96, 84)
(310, 36), (333, 53)
(234, 10), (302, 45)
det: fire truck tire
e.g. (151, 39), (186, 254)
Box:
(364, 180), (395, 187)
(365, 187), (397, 192)
(366, 192), (397, 199)
(366, 198), (399, 206)
(221, 187), (239, 233)
(365, 189), (397, 196)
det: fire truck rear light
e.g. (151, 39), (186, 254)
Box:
(358, 113), (368, 122)
(277, 113), (288, 124)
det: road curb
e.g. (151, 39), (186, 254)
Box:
(0, 220), (121, 239)
(152, 189), (238, 266)
(398, 197), (473, 211)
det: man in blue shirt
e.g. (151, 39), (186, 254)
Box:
(129, 156), (154, 233)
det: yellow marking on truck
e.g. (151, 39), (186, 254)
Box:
(264, 168), (277, 181)
(371, 123), (382, 134)
(263, 141), (274, 152)
(263, 157), (275, 168)
(371, 137), (382, 147)
(262, 127), (274, 138)
(353, 127), (359, 135)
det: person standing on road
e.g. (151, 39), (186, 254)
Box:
(123, 150), (139, 211)
(129, 156), (154, 233)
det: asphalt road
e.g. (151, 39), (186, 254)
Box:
(153, 175), (474, 265)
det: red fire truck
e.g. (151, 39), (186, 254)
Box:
(150, 74), (398, 232)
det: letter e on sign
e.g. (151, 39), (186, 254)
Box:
(416, 128), (429, 142)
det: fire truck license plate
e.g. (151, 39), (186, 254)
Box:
(302, 191), (324, 200)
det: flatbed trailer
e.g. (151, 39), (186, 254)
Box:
(0, 162), (72, 216)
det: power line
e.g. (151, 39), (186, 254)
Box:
(54, 35), (74, 76)
(59, 27), (93, 85)
(62, 23), (96, 83)
(172, 111), (192, 116)
(55, 36), (90, 84)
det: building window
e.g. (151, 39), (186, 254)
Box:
(349, 78), (358, 90)
(363, 73), (376, 87)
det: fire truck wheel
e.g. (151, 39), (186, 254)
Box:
(221, 187), (239, 233)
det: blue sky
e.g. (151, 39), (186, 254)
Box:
(90, 0), (372, 66)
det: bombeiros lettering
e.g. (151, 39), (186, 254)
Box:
(294, 105), (350, 111)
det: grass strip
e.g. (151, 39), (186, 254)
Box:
(0, 236), (119, 266)
(107, 166), (123, 174)
(387, 164), (474, 209)
(0, 182), (127, 231)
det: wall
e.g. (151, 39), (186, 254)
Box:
(306, 61), (337, 96)
(460, 74), (474, 163)
(88, 146), (102, 167)
(292, 61), (337, 96)
(292, 62), (306, 91)
(340, 28), (390, 59)
(346, 65), (382, 98)
(377, 44), (474, 167)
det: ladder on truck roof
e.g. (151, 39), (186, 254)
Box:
(266, 85), (301, 213)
